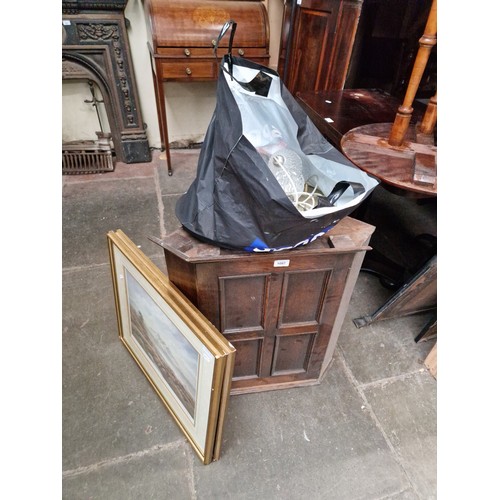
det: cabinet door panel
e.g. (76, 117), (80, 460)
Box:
(300, 0), (333, 9)
(279, 269), (331, 325)
(216, 271), (282, 379)
(279, 0), (361, 95)
(225, 336), (263, 380)
(290, 9), (330, 93)
(219, 274), (269, 333)
(272, 332), (316, 375)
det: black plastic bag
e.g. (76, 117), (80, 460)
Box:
(176, 22), (379, 252)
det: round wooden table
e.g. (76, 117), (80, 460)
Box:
(340, 121), (436, 292)
(341, 122), (437, 198)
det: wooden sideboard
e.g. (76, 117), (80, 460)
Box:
(143, 0), (270, 175)
(152, 217), (375, 395)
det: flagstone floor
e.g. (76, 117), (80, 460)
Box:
(62, 149), (436, 500)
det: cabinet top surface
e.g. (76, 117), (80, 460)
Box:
(151, 217), (375, 263)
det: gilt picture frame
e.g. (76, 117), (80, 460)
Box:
(107, 230), (235, 464)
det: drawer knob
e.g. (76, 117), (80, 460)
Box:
(212, 39), (217, 47)
(238, 48), (245, 56)
(185, 67), (192, 76)
(184, 48), (191, 56)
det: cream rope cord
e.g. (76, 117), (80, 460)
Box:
(271, 153), (320, 212)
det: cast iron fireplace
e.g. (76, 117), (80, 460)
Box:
(62, 0), (151, 164)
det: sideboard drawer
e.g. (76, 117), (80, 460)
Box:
(156, 46), (270, 59)
(160, 60), (216, 80)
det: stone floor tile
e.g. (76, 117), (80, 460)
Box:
(338, 274), (435, 385)
(62, 441), (194, 500)
(62, 266), (185, 471)
(362, 371), (437, 500)
(62, 176), (163, 269)
(157, 149), (200, 195)
(193, 355), (413, 500)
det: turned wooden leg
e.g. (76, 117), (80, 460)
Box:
(419, 92), (437, 135)
(388, 0), (437, 146)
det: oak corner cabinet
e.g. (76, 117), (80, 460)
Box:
(154, 217), (374, 395)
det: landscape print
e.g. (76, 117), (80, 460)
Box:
(125, 269), (199, 419)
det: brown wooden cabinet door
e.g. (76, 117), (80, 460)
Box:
(196, 254), (352, 391)
(219, 271), (281, 381)
(273, 267), (333, 378)
(279, 0), (363, 95)
(287, 2), (338, 94)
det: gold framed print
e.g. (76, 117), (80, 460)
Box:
(107, 230), (235, 464)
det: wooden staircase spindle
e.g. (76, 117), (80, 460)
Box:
(388, 0), (437, 146)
